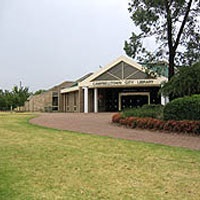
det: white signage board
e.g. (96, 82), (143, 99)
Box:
(91, 79), (159, 87)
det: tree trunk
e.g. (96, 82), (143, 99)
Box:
(168, 52), (175, 80)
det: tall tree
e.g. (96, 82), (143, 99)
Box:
(124, 0), (200, 79)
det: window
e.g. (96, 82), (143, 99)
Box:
(52, 92), (58, 97)
(74, 92), (77, 111)
(74, 92), (77, 106)
(52, 92), (59, 111)
(52, 97), (58, 106)
(66, 94), (69, 106)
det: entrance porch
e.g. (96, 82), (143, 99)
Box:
(84, 87), (161, 113)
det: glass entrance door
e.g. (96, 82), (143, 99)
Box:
(119, 92), (150, 111)
(121, 95), (148, 110)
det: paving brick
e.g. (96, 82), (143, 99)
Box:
(30, 113), (200, 150)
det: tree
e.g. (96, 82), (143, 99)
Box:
(0, 89), (13, 110)
(124, 0), (200, 80)
(0, 90), (6, 110)
(0, 84), (31, 111)
(160, 61), (200, 98)
(11, 85), (31, 108)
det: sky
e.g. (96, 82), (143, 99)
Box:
(0, 0), (135, 92)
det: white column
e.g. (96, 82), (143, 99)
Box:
(160, 83), (169, 105)
(161, 94), (169, 105)
(83, 87), (89, 113)
(94, 88), (98, 113)
(165, 96), (169, 104)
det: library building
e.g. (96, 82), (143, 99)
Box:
(61, 56), (168, 113)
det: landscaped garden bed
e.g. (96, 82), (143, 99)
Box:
(112, 113), (200, 135)
(112, 95), (200, 135)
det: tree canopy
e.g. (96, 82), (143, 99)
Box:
(0, 85), (31, 111)
(124, 0), (200, 79)
(160, 61), (200, 98)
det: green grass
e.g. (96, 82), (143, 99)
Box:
(0, 113), (200, 200)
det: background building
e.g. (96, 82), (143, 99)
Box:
(23, 81), (72, 112)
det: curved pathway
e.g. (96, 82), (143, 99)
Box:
(30, 113), (200, 150)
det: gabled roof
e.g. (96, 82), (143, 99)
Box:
(61, 73), (94, 93)
(61, 56), (168, 93)
(75, 72), (93, 83)
(50, 81), (74, 91)
(67, 73), (94, 88)
(79, 55), (167, 87)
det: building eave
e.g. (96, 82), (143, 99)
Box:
(61, 86), (79, 93)
(78, 55), (167, 87)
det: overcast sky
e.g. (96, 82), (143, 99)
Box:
(0, 0), (135, 92)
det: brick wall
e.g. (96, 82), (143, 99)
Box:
(22, 81), (73, 112)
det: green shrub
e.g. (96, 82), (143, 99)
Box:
(122, 104), (164, 119)
(163, 95), (200, 121)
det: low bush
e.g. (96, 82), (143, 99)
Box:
(112, 113), (122, 123)
(163, 95), (200, 121)
(112, 114), (200, 135)
(122, 104), (164, 119)
(163, 120), (200, 134)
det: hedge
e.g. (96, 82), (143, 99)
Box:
(122, 104), (164, 119)
(112, 113), (200, 135)
(163, 95), (200, 121)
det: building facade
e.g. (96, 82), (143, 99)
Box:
(61, 56), (168, 113)
(23, 81), (72, 112)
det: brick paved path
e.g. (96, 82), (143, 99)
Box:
(30, 113), (200, 150)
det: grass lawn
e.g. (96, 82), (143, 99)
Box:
(0, 113), (200, 200)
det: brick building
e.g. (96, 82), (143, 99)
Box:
(23, 81), (72, 112)
(23, 56), (168, 113)
(61, 56), (168, 113)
